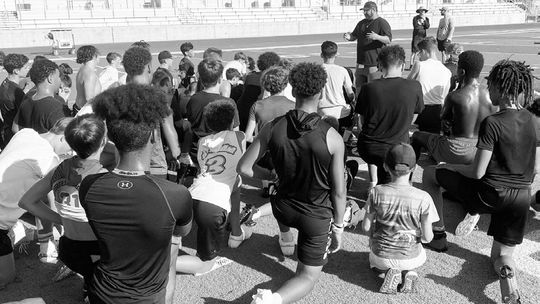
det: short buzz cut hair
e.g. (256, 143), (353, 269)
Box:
(321, 41), (338, 59)
(377, 45), (406, 69)
(106, 52), (122, 64)
(180, 42), (194, 55)
(289, 62), (327, 99)
(3, 53), (29, 74)
(417, 36), (438, 53)
(458, 50), (484, 79)
(257, 52), (280, 72)
(76, 45), (99, 64)
(49, 117), (74, 135)
(261, 66), (289, 95)
(203, 99), (237, 132)
(122, 47), (152, 77)
(29, 59), (58, 85)
(198, 59), (224, 88)
(64, 114), (106, 159)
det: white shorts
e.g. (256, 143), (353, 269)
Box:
(369, 246), (427, 271)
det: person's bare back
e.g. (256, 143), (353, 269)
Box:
(441, 82), (496, 138)
(75, 64), (101, 109)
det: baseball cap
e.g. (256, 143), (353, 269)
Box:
(385, 143), (416, 174)
(158, 50), (173, 61)
(363, 1), (377, 11)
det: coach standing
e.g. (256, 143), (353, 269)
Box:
(437, 7), (455, 62)
(343, 1), (391, 90)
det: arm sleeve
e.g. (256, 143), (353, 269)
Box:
(350, 23), (360, 40)
(172, 187), (193, 227)
(381, 19), (392, 42)
(477, 117), (497, 151)
(365, 188), (377, 214)
(421, 192), (440, 224)
(46, 103), (67, 131)
(413, 16), (422, 30)
(425, 17), (430, 30)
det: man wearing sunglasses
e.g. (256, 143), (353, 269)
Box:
(343, 1), (392, 92)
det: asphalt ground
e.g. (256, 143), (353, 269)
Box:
(1, 22), (540, 304)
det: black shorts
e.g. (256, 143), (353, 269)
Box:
(436, 168), (531, 245)
(271, 200), (332, 267)
(0, 229), (13, 256)
(356, 140), (392, 184)
(58, 236), (100, 282)
(437, 39), (451, 52)
(415, 104), (442, 134)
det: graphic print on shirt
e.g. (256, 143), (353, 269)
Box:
(200, 143), (238, 175)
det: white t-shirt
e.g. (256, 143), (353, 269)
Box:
(0, 129), (59, 230)
(319, 63), (353, 119)
(99, 66), (120, 92)
(414, 59), (451, 106)
(222, 60), (247, 79)
(189, 130), (245, 212)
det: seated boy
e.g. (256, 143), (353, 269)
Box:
(362, 143), (438, 294)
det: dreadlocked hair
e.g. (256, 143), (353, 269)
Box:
(486, 59), (534, 109)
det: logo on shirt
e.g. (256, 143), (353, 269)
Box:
(117, 181), (133, 190)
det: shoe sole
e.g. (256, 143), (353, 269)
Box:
(455, 214), (480, 237)
(380, 269), (402, 294)
(400, 271), (419, 293)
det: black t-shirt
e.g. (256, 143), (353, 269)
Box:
(268, 110), (333, 219)
(15, 95), (66, 134)
(80, 170), (193, 304)
(477, 109), (539, 189)
(356, 77), (424, 145)
(0, 79), (25, 138)
(351, 17), (392, 65)
(186, 91), (239, 139)
(237, 72), (262, 131)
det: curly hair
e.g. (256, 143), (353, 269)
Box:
(458, 50), (484, 79)
(58, 63), (73, 88)
(123, 47), (152, 77)
(180, 42), (193, 55)
(3, 54), (29, 74)
(131, 40), (151, 51)
(278, 58), (295, 71)
(378, 45), (406, 69)
(261, 66), (289, 95)
(289, 62), (327, 99)
(321, 41), (338, 59)
(64, 114), (106, 159)
(257, 52), (280, 72)
(152, 68), (173, 89)
(29, 59), (58, 85)
(198, 59), (224, 88)
(76, 45), (99, 64)
(486, 59), (534, 109)
(204, 99), (237, 132)
(92, 84), (171, 152)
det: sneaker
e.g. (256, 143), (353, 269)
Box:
(251, 289), (273, 304)
(380, 268), (402, 294)
(194, 257), (233, 276)
(424, 230), (448, 252)
(39, 239), (58, 264)
(455, 213), (480, 237)
(343, 200), (364, 229)
(279, 231), (295, 256)
(499, 265), (521, 304)
(239, 204), (259, 227)
(399, 271), (419, 293)
(228, 225), (253, 248)
(52, 264), (75, 282)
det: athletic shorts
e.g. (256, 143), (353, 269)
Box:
(0, 229), (13, 256)
(271, 200), (332, 267)
(356, 139), (392, 184)
(58, 236), (100, 282)
(436, 168), (531, 245)
(369, 246), (426, 271)
(415, 105), (442, 134)
(416, 131), (477, 164)
(437, 39), (451, 52)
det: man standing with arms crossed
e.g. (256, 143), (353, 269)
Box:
(437, 7), (455, 62)
(343, 1), (392, 90)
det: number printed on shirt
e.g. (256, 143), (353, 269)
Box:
(204, 155), (227, 175)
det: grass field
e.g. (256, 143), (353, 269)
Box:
(1, 23), (540, 304)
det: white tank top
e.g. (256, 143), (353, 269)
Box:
(189, 130), (245, 212)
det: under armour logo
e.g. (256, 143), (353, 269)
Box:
(117, 181), (133, 190)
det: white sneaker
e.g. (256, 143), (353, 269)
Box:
(39, 239), (58, 264)
(251, 289), (282, 304)
(228, 225), (253, 248)
(194, 257), (233, 276)
(279, 231), (295, 256)
(455, 213), (480, 237)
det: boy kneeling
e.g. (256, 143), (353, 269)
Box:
(362, 143), (439, 293)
